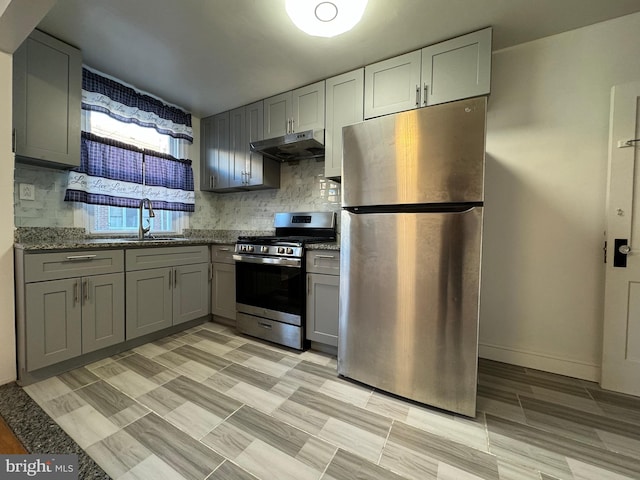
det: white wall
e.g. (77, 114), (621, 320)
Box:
(480, 12), (640, 380)
(0, 51), (16, 384)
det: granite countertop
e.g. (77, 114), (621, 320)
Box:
(14, 227), (340, 252)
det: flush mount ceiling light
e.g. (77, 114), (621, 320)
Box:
(285, 0), (368, 38)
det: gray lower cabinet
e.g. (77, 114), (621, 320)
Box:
(211, 244), (236, 322)
(306, 251), (340, 347)
(17, 249), (125, 372)
(125, 246), (210, 339)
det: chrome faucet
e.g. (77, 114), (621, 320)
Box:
(138, 198), (155, 239)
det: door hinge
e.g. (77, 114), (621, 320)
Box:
(12, 128), (16, 153)
(603, 240), (607, 264)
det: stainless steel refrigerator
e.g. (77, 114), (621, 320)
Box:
(338, 97), (486, 417)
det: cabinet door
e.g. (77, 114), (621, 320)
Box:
(200, 116), (215, 191)
(264, 92), (292, 139)
(125, 268), (173, 339)
(201, 112), (231, 191)
(421, 28), (492, 106)
(173, 263), (210, 325)
(212, 262), (236, 321)
(364, 50), (421, 119)
(306, 273), (339, 347)
(325, 70), (364, 179)
(25, 278), (82, 370)
(246, 101), (269, 188)
(229, 106), (247, 188)
(82, 273), (125, 353)
(13, 30), (81, 168)
(292, 81), (325, 133)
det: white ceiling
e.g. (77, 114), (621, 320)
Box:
(37, 0), (640, 118)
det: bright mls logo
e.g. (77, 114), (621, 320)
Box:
(0, 455), (77, 480)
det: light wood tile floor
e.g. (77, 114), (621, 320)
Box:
(22, 322), (640, 480)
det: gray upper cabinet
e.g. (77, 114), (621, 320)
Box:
(325, 69), (364, 179)
(365, 28), (492, 119)
(13, 29), (81, 168)
(202, 102), (280, 192)
(264, 81), (325, 139)
(364, 50), (422, 119)
(200, 111), (231, 191)
(421, 27), (492, 106)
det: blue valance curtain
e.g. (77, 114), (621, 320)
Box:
(64, 133), (195, 212)
(64, 69), (195, 212)
(82, 68), (193, 142)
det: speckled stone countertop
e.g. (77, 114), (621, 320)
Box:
(14, 227), (270, 252)
(14, 227), (340, 252)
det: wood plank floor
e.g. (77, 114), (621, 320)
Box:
(19, 321), (640, 480)
(0, 414), (27, 454)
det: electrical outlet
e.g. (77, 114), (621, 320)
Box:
(19, 183), (35, 201)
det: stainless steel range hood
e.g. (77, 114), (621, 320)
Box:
(250, 129), (324, 162)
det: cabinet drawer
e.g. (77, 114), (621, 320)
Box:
(24, 250), (124, 283)
(306, 251), (340, 275)
(126, 245), (210, 271)
(211, 244), (236, 264)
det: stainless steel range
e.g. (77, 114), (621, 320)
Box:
(233, 212), (336, 350)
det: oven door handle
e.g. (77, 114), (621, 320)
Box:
(233, 254), (302, 268)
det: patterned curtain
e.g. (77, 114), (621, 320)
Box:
(64, 132), (195, 212)
(82, 68), (193, 142)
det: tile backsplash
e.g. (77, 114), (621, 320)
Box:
(14, 159), (341, 231)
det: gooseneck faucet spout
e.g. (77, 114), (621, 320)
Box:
(138, 198), (155, 240)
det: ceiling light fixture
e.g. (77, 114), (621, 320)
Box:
(285, 0), (368, 38)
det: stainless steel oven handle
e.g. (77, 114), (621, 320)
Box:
(233, 254), (302, 268)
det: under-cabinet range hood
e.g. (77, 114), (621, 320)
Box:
(250, 129), (324, 162)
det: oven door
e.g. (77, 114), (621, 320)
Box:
(234, 254), (304, 326)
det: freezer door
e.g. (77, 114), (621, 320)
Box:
(338, 208), (482, 417)
(342, 97), (486, 207)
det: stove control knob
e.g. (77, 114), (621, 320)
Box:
(247, 246), (254, 252)
(277, 247), (285, 254)
(261, 246), (269, 253)
(286, 248), (294, 255)
(240, 245), (246, 252)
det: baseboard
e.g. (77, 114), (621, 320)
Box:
(0, 374), (17, 387)
(478, 342), (601, 382)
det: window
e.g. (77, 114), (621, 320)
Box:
(82, 110), (186, 234)
(66, 68), (194, 235)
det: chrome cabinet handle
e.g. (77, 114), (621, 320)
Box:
(66, 254), (97, 261)
(73, 280), (79, 305)
(415, 85), (420, 107)
(168, 269), (172, 289)
(423, 84), (428, 105)
(291, 118), (295, 133)
(83, 279), (88, 302)
(174, 268), (178, 287)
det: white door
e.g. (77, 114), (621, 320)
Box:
(602, 81), (640, 396)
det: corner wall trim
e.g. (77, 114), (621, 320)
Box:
(479, 343), (601, 382)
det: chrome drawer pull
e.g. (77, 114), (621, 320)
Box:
(66, 254), (97, 261)
(314, 254), (335, 259)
